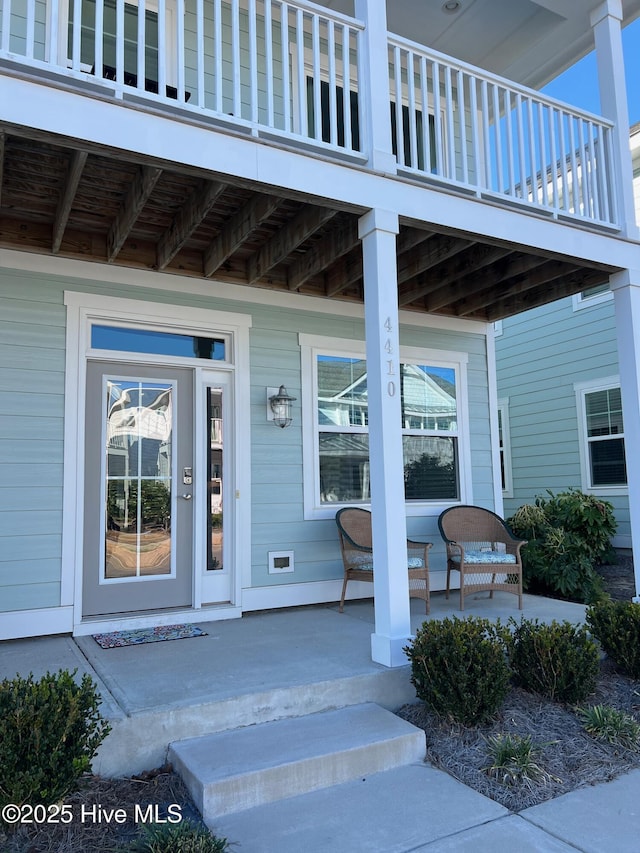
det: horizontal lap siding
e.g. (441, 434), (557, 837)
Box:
(496, 295), (628, 539)
(0, 275), (65, 612)
(0, 265), (492, 607)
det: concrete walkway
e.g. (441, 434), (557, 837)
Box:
(2, 594), (637, 851)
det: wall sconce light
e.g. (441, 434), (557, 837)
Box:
(267, 385), (296, 429)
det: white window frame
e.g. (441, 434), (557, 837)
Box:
(497, 398), (513, 498)
(572, 284), (612, 312)
(574, 376), (627, 496)
(300, 334), (471, 520)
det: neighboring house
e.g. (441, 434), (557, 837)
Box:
(496, 123), (640, 552)
(1, 0), (640, 666)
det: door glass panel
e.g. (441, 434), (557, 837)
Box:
(104, 379), (173, 580)
(207, 389), (224, 571)
(92, 325), (226, 360)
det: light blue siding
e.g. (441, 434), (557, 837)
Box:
(0, 264), (493, 610)
(496, 293), (628, 543)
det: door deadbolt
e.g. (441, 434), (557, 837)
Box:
(183, 467), (193, 485)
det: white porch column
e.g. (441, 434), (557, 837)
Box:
(359, 208), (411, 668)
(611, 270), (640, 600)
(354, 0), (396, 174)
(591, 0), (638, 236)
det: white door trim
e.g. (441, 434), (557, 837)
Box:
(63, 291), (252, 634)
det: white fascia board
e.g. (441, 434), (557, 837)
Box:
(0, 249), (488, 336)
(3, 75), (639, 271)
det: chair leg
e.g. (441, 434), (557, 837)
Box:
(339, 577), (348, 613)
(459, 577), (465, 611)
(445, 565), (451, 600)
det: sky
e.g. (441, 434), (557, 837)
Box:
(542, 17), (640, 127)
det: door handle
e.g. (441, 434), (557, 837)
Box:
(180, 494), (193, 501)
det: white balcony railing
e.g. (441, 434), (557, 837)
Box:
(388, 35), (618, 228)
(0, 0), (618, 229)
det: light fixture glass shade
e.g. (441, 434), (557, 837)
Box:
(269, 385), (296, 428)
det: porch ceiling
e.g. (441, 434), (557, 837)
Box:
(0, 129), (616, 322)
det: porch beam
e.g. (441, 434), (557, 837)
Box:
(0, 132), (5, 209)
(325, 249), (363, 297)
(288, 219), (359, 292)
(156, 179), (226, 270)
(610, 271), (640, 600)
(246, 205), (337, 285)
(359, 208), (411, 668)
(454, 259), (579, 317)
(424, 252), (549, 313)
(52, 150), (88, 254)
(203, 192), (282, 278)
(400, 244), (510, 307)
(107, 166), (162, 262)
(486, 268), (609, 321)
(397, 234), (471, 287)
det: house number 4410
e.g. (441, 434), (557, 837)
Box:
(384, 317), (397, 397)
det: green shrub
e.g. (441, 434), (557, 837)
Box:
(577, 704), (640, 750)
(404, 617), (510, 725)
(509, 618), (599, 704)
(508, 489), (615, 603)
(586, 600), (640, 679)
(0, 669), (111, 814)
(123, 821), (230, 852)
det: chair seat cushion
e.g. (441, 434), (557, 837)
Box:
(451, 550), (517, 565)
(348, 554), (425, 572)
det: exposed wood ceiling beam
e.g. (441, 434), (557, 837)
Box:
(156, 179), (226, 270)
(397, 235), (471, 287)
(288, 220), (359, 291)
(107, 165), (162, 262)
(400, 244), (511, 307)
(423, 252), (549, 313)
(52, 150), (87, 254)
(487, 269), (610, 321)
(204, 192), (282, 277)
(0, 132), (5, 209)
(325, 248), (363, 297)
(455, 259), (580, 317)
(246, 204), (337, 284)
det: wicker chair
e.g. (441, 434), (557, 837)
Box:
(438, 505), (525, 611)
(335, 508), (432, 613)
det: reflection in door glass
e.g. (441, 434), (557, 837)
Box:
(104, 380), (173, 579)
(207, 389), (223, 571)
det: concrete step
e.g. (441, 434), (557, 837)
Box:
(169, 702), (426, 820)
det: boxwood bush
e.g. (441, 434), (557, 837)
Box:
(586, 599), (640, 679)
(404, 617), (510, 725)
(509, 618), (599, 704)
(0, 669), (111, 816)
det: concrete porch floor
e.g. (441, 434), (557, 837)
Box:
(0, 591), (586, 777)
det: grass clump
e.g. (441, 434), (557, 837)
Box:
(404, 616), (510, 725)
(577, 705), (640, 751)
(509, 618), (599, 704)
(122, 821), (230, 852)
(0, 669), (110, 818)
(586, 599), (640, 679)
(482, 733), (559, 787)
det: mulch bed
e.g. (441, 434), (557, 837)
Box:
(396, 555), (640, 813)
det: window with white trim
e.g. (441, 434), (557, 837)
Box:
(576, 380), (627, 492)
(572, 283), (611, 311)
(301, 337), (470, 516)
(497, 399), (512, 497)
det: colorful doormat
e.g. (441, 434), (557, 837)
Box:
(92, 624), (208, 648)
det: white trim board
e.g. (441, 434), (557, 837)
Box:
(1, 249), (489, 336)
